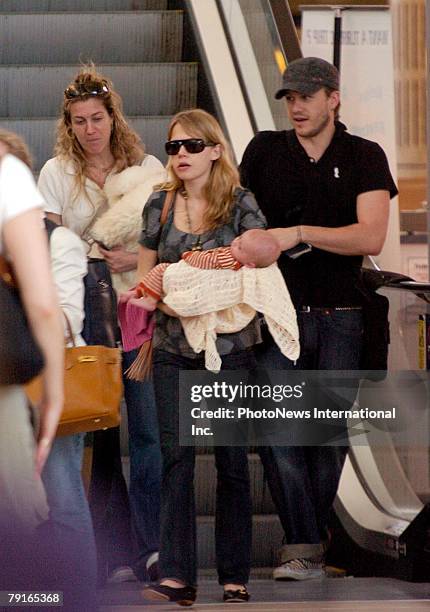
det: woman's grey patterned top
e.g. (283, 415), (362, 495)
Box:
(139, 187), (267, 357)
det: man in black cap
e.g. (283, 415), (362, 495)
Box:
(241, 57), (398, 580)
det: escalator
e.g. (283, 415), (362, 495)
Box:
(1, 0), (429, 582)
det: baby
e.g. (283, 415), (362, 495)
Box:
(119, 228), (299, 375)
(133, 228), (281, 310)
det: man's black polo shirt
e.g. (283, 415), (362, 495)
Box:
(240, 122), (398, 308)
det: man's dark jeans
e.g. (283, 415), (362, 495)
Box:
(153, 348), (256, 587)
(257, 309), (363, 560)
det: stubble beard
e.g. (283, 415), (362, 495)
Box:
(297, 112), (331, 140)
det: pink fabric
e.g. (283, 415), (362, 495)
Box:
(118, 299), (155, 352)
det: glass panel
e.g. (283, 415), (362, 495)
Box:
(238, 0), (290, 130)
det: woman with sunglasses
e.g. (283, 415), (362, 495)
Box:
(38, 64), (166, 584)
(136, 109), (267, 606)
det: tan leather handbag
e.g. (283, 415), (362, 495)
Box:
(26, 317), (123, 437)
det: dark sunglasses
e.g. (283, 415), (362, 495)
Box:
(165, 138), (216, 155)
(64, 81), (110, 99)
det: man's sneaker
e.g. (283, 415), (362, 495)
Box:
(107, 565), (138, 584)
(273, 557), (325, 581)
(146, 552), (159, 583)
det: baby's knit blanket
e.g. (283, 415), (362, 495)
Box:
(163, 261), (300, 372)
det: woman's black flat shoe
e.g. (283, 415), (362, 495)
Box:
(142, 583), (196, 607)
(223, 587), (250, 603)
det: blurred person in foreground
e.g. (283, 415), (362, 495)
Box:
(0, 129), (63, 588)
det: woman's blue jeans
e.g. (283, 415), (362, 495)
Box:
(122, 348), (162, 578)
(89, 350), (162, 580)
(42, 433), (97, 610)
(153, 348), (255, 587)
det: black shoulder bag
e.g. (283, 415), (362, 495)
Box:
(0, 256), (44, 385)
(82, 258), (119, 347)
(358, 268), (392, 371)
(77, 205), (120, 348)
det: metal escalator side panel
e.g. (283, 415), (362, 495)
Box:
(335, 456), (410, 558)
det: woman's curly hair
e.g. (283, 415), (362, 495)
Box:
(56, 63), (145, 197)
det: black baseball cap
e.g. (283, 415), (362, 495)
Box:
(275, 57), (339, 99)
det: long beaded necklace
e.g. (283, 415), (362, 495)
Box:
(181, 188), (203, 251)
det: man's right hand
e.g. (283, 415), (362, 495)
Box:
(268, 227), (301, 251)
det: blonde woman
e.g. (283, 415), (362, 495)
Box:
(38, 64), (165, 583)
(136, 109), (267, 605)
